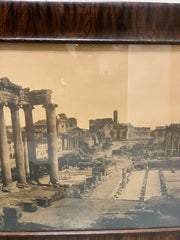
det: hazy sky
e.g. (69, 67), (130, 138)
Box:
(0, 43), (179, 129)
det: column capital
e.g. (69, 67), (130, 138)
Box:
(23, 104), (34, 111)
(0, 103), (4, 109)
(43, 103), (58, 110)
(8, 102), (21, 110)
(0, 102), (10, 108)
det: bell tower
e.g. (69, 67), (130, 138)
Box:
(113, 110), (118, 125)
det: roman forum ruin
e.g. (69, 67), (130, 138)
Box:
(0, 77), (59, 191)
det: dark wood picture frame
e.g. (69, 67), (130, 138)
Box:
(0, 1), (180, 240)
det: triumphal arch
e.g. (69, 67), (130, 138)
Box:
(0, 77), (59, 191)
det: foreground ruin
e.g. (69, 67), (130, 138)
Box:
(0, 77), (179, 231)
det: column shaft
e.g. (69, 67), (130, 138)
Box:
(44, 104), (59, 184)
(10, 104), (26, 185)
(67, 136), (70, 150)
(23, 105), (38, 182)
(170, 132), (174, 156)
(62, 135), (65, 151)
(75, 138), (79, 150)
(69, 138), (71, 150)
(0, 105), (12, 188)
(164, 130), (168, 155)
(65, 136), (68, 150)
(23, 135), (30, 176)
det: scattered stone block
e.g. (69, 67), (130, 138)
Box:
(0, 210), (4, 230)
(21, 201), (38, 212)
(37, 198), (52, 207)
(3, 207), (21, 228)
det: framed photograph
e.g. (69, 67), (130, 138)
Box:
(0, 1), (180, 240)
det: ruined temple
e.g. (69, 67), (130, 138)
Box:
(0, 77), (59, 191)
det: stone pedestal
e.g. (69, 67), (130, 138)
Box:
(0, 105), (13, 190)
(9, 103), (26, 185)
(44, 103), (59, 184)
(23, 105), (39, 182)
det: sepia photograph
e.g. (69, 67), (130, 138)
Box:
(0, 43), (179, 231)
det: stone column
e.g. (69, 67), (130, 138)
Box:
(66, 136), (68, 150)
(164, 130), (168, 155)
(170, 132), (174, 156)
(23, 134), (30, 177)
(65, 136), (68, 150)
(69, 137), (72, 150)
(0, 105), (13, 190)
(70, 138), (72, 150)
(67, 136), (70, 150)
(23, 105), (38, 182)
(9, 103), (26, 185)
(76, 138), (78, 150)
(62, 135), (64, 151)
(75, 138), (79, 150)
(72, 138), (75, 149)
(72, 137), (75, 149)
(44, 103), (59, 184)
